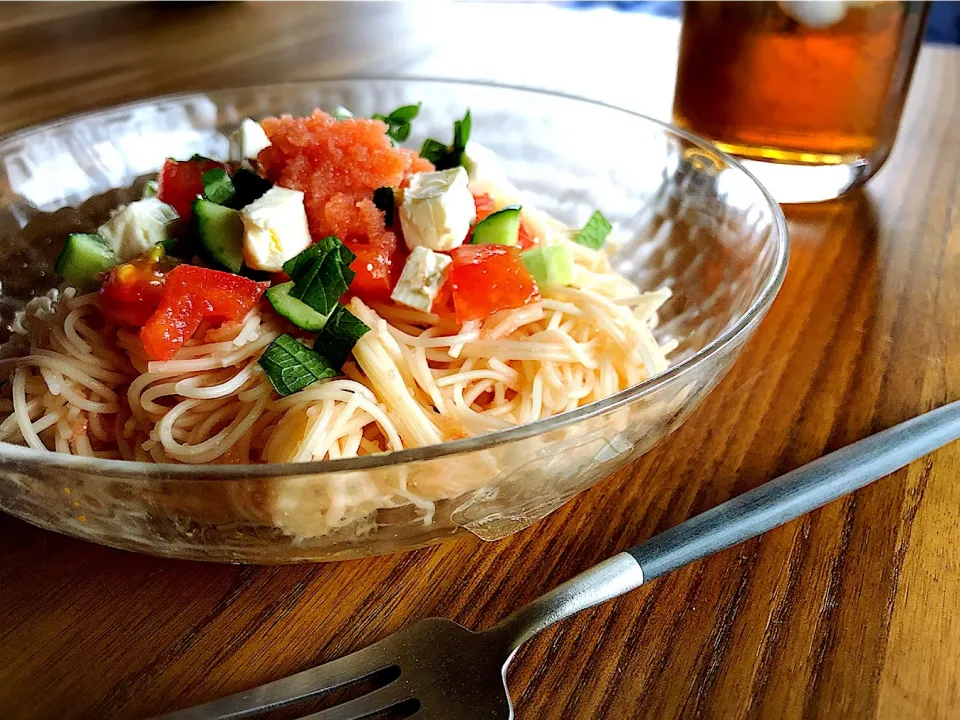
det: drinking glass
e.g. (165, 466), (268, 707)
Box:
(673, 1), (930, 203)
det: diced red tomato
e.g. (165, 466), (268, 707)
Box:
(517, 223), (537, 250)
(99, 251), (173, 326)
(140, 264), (267, 361)
(157, 158), (227, 221)
(344, 238), (405, 303)
(143, 294), (204, 363)
(464, 194), (496, 244)
(448, 245), (540, 323)
(473, 193), (496, 222)
(431, 277), (455, 317)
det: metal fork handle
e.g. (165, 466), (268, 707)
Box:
(490, 400), (960, 655)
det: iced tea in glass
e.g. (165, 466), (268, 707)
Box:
(673, 1), (929, 203)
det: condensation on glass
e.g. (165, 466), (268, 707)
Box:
(673, 1), (930, 203)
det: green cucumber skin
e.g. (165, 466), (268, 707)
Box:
(54, 233), (119, 291)
(193, 198), (245, 273)
(470, 205), (522, 246)
(266, 282), (331, 332)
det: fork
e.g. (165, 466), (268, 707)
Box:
(159, 400), (960, 720)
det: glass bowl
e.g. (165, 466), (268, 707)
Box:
(0, 79), (788, 563)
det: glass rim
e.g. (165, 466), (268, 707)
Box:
(0, 77), (789, 480)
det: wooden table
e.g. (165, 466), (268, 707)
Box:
(2, 3), (959, 719)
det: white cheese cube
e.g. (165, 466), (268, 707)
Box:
(390, 246), (452, 313)
(240, 187), (313, 272)
(233, 118), (272, 161)
(97, 198), (178, 262)
(399, 167), (476, 252)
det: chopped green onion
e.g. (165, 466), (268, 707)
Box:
(373, 187), (395, 227)
(259, 334), (338, 396)
(314, 305), (371, 370)
(189, 153), (217, 163)
(574, 210), (612, 250)
(142, 180), (159, 198)
(231, 168), (272, 208)
(283, 237), (357, 316)
(332, 105), (354, 121)
(420, 110), (472, 170)
(373, 103), (421, 144)
(202, 168), (236, 207)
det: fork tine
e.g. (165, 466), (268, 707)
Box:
(156, 642), (396, 720)
(300, 682), (414, 720)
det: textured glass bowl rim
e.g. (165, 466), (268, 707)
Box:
(0, 77), (789, 480)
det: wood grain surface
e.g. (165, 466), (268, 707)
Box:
(1, 3), (959, 719)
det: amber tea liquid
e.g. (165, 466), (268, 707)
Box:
(673, 1), (929, 202)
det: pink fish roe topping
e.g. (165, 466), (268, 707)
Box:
(259, 110), (433, 246)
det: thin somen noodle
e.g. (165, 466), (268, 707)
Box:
(0, 245), (672, 465)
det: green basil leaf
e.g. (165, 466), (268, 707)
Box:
(314, 305), (371, 370)
(373, 187), (395, 227)
(284, 236), (356, 316)
(388, 104), (422, 123)
(419, 138), (449, 166)
(392, 123), (412, 142)
(283, 236), (339, 278)
(454, 110), (471, 152)
(374, 103), (421, 144)
(574, 210), (612, 250)
(338, 241), (357, 268)
(201, 168), (236, 207)
(421, 109), (472, 170)
(259, 334), (337, 396)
